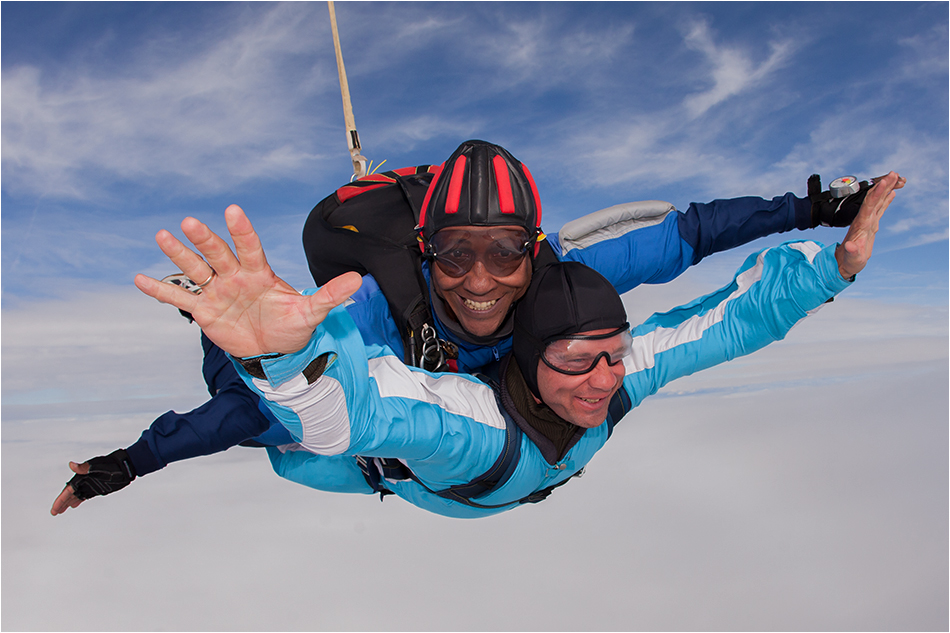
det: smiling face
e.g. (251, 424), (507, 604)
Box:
(429, 226), (533, 338)
(535, 328), (628, 428)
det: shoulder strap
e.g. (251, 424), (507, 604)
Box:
(432, 389), (522, 504)
(533, 234), (559, 270)
(303, 166), (454, 371)
(358, 384), (634, 509)
(605, 385), (632, 440)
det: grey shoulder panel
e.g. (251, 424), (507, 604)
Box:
(558, 200), (675, 253)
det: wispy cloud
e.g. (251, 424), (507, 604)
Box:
(680, 21), (795, 118)
(1, 4), (339, 200)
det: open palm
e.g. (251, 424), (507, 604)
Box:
(134, 204), (362, 359)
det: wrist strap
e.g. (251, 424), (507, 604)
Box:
(235, 354), (284, 380)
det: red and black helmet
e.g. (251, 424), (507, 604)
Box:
(417, 140), (543, 250)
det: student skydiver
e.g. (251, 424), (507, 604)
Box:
(50, 138), (903, 514)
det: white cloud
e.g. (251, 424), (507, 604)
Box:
(1, 4), (340, 200)
(3, 284), (946, 630)
(681, 20), (796, 118)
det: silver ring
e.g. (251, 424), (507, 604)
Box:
(197, 270), (216, 288)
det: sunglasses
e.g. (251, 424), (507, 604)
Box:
(541, 325), (633, 375)
(427, 228), (537, 278)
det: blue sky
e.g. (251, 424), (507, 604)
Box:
(2, 1), (947, 302)
(2, 3), (947, 630)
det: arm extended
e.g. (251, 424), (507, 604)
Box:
(621, 171), (902, 402)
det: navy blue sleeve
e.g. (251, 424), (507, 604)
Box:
(678, 193), (813, 265)
(125, 333), (281, 476)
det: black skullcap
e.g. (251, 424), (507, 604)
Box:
(513, 261), (628, 399)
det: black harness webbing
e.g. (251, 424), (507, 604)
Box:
(357, 384), (633, 508)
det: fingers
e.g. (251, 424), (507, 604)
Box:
(854, 172), (899, 228)
(304, 272), (363, 329)
(179, 215), (241, 279)
(873, 172), (906, 191)
(145, 205), (270, 283)
(836, 172), (902, 279)
(51, 485), (82, 516)
(153, 227), (215, 285)
(51, 461), (89, 516)
(224, 205), (269, 275)
(134, 273), (200, 314)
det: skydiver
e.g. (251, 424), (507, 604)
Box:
(51, 138), (903, 514)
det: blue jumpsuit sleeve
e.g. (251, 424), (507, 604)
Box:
(559, 193), (811, 294)
(122, 277), (398, 478)
(621, 240), (851, 406)
(231, 301), (508, 490)
(124, 333), (285, 476)
(677, 193), (812, 265)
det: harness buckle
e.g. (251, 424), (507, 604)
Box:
(418, 324), (458, 372)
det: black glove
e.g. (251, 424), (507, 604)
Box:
(808, 174), (872, 228)
(67, 449), (137, 500)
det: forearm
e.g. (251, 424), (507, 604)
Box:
(125, 386), (275, 475)
(677, 193), (811, 265)
(124, 334), (279, 476)
(228, 303), (369, 455)
(557, 194), (810, 294)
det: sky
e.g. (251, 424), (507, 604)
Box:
(2, 2), (947, 630)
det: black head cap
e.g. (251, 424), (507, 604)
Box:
(513, 261), (628, 399)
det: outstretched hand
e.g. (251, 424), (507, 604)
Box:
(834, 171), (903, 280)
(134, 204), (362, 358)
(50, 461), (90, 516)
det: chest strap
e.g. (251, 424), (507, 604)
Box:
(357, 385), (632, 508)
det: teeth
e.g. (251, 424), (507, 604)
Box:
(580, 398), (602, 403)
(464, 298), (497, 311)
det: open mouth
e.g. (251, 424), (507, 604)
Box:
(463, 298), (498, 312)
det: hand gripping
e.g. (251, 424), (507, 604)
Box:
(67, 449), (137, 500)
(808, 174), (873, 228)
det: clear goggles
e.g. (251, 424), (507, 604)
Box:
(427, 228), (537, 278)
(541, 325), (633, 375)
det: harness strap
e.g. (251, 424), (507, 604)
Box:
(357, 385), (632, 508)
(605, 384), (632, 439)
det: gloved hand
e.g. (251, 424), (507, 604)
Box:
(66, 449), (137, 500)
(808, 174), (872, 228)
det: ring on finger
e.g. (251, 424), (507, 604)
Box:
(197, 269), (217, 288)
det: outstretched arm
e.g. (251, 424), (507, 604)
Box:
(133, 204), (362, 358)
(623, 171), (903, 405)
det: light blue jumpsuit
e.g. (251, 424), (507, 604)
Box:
(233, 241), (852, 519)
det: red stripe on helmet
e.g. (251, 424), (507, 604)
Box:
(493, 155), (515, 214)
(445, 155), (467, 215)
(522, 164), (542, 229)
(416, 163), (444, 249)
(522, 164), (543, 256)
